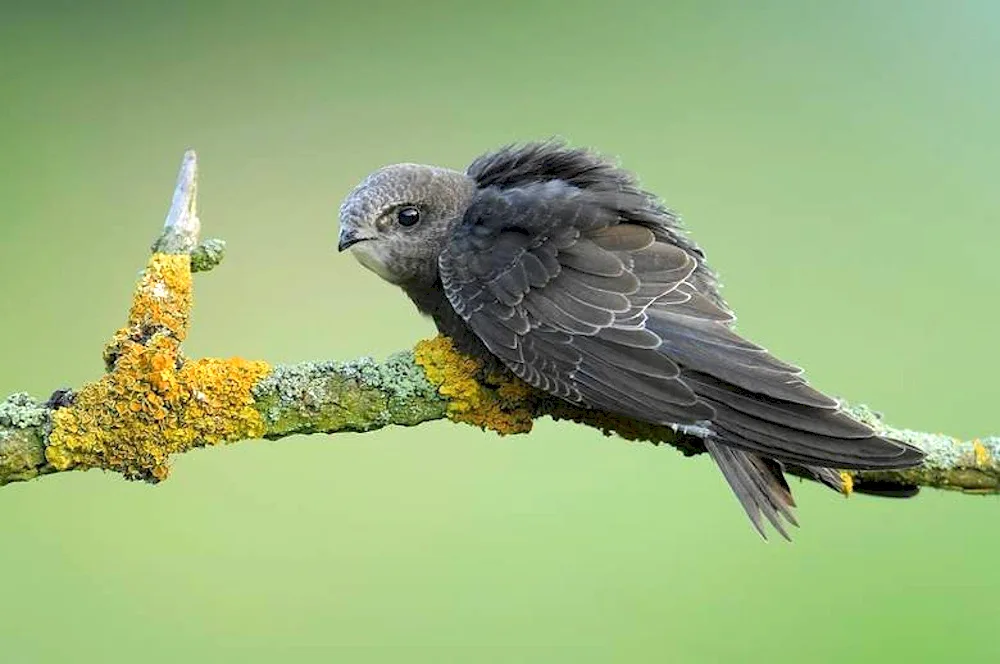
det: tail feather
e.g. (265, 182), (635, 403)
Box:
(705, 439), (798, 541)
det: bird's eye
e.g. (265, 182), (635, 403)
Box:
(396, 206), (421, 227)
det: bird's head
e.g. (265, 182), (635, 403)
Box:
(337, 163), (476, 286)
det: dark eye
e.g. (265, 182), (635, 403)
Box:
(396, 206), (421, 227)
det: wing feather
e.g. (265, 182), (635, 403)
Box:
(559, 237), (626, 276)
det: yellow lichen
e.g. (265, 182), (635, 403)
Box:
(128, 253), (193, 339)
(839, 471), (854, 497)
(46, 253), (270, 481)
(493, 371), (535, 404)
(972, 439), (990, 466)
(413, 336), (534, 435)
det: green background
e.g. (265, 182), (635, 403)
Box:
(2, 1), (998, 661)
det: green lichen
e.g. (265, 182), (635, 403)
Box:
(0, 393), (52, 485)
(190, 238), (226, 272)
(0, 392), (48, 429)
(341, 350), (439, 400)
(841, 403), (886, 430)
(0, 427), (49, 485)
(252, 353), (447, 438)
(840, 403), (1000, 493)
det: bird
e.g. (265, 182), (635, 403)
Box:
(336, 140), (925, 540)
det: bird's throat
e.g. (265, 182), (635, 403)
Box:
(349, 242), (398, 284)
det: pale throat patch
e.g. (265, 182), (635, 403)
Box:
(350, 242), (398, 283)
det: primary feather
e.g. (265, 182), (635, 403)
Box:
(338, 140), (925, 540)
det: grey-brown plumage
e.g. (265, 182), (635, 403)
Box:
(337, 141), (925, 540)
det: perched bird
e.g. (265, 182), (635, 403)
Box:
(337, 141), (924, 539)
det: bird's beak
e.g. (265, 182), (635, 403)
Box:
(337, 227), (367, 252)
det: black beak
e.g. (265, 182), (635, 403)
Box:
(338, 228), (366, 252)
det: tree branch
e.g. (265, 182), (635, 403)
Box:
(2, 152), (998, 495)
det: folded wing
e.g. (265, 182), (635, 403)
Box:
(439, 179), (923, 536)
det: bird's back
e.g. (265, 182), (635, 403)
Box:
(464, 141), (728, 309)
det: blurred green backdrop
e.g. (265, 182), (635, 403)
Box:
(2, 1), (998, 662)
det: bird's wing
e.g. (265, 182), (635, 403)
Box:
(438, 180), (924, 475)
(440, 180), (711, 425)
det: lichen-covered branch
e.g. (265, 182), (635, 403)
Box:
(1, 151), (998, 495)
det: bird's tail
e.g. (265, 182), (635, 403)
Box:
(704, 441), (854, 540)
(686, 371), (924, 539)
(704, 440), (797, 540)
